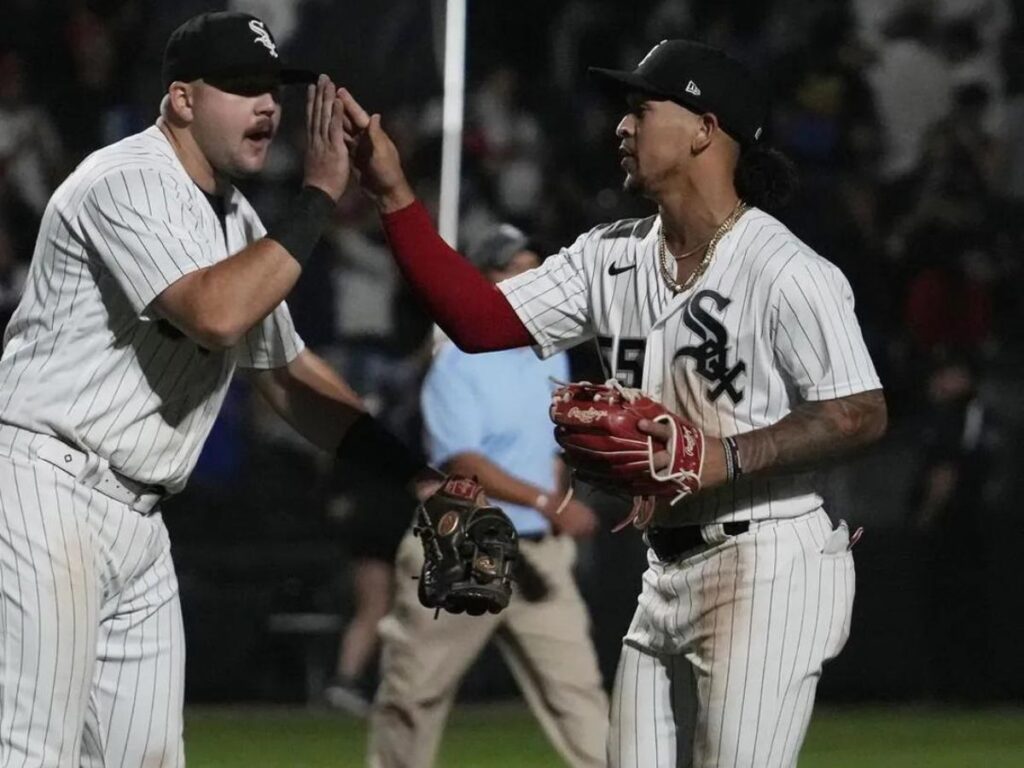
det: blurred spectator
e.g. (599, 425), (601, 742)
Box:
(908, 352), (997, 701)
(866, 4), (951, 209)
(0, 50), (63, 255)
(902, 224), (995, 357)
(471, 65), (545, 224)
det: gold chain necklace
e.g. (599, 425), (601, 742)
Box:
(658, 200), (749, 294)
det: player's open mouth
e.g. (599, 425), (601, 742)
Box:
(244, 125), (274, 144)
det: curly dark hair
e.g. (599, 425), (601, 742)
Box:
(734, 144), (799, 213)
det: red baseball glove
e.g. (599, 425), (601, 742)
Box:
(550, 380), (705, 529)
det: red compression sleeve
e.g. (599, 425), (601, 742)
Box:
(381, 201), (534, 352)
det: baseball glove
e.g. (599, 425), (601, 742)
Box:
(550, 380), (705, 529)
(414, 476), (518, 616)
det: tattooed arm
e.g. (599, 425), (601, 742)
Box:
(639, 389), (887, 488)
(731, 389), (887, 477)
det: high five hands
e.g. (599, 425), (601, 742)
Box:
(335, 88), (415, 213)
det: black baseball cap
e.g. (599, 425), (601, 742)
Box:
(162, 12), (316, 93)
(468, 224), (533, 271)
(589, 40), (768, 146)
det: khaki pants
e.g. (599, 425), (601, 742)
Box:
(368, 532), (609, 768)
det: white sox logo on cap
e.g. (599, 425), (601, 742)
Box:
(248, 19), (278, 58)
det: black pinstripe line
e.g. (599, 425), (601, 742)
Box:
(137, 379), (214, 480)
(157, 375), (226, 482)
(0, 208), (70, 412)
(798, 267), (853, 386)
(167, 567), (185, 768)
(0, 461), (14, 748)
(778, 292), (826, 370)
(775, 323), (815, 384)
(774, 524), (821, 765)
(11, 465), (43, 768)
(613, 646), (627, 768)
(31, 466), (64, 761)
(651, 651), (660, 767)
(632, 647), (641, 766)
(812, 263), (866, 376)
(694, 550), (725, 763)
(752, 525), (779, 760)
(766, 523), (807, 765)
(89, 327), (178, 447)
(106, 334), (193, 455)
(70, 322), (148, 430)
(715, 541), (741, 764)
(111, 172), (175, 285)
(132, 536), (174, 765)
(820, 553), (841, 663)
(731, 529), (760, 767)
(785, 284), (839, 398)
(84, 185), (149, 309)
(105, 517), (155, 759)
(65, 473), (95, 767)
(145, 544), (178, 764)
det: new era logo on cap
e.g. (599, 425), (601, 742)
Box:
(588, 39), (769, 146)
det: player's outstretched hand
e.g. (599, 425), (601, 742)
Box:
(336, 88), (415, 213)
(302, 75), (350, 202)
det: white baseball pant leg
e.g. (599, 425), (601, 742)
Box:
(609, 510), (855, 768)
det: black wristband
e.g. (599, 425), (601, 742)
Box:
(336, 413), (425, 488)
(265, 186), (335, 267)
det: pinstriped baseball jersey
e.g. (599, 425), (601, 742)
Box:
(0, 124), (303, 492)
(498, 207), (880, 524)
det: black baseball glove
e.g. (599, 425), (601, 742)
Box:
(414, 475), (518, 616)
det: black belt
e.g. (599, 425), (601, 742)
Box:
(645, 522), (749, 562)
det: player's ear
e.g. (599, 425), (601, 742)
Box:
(691, 113), (719, 155)
(164, 82), (196, 125)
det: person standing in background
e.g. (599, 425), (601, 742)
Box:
(368, 224), (609, 768)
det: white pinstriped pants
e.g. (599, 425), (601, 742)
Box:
(609, 509), (855, 768)
(0, 443), (184, 766)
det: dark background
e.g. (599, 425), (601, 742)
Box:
(2, 0), (1023, 706)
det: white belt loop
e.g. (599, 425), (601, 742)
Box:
(700, 523), (728, 546)
(31, 433), (161, 514)
(35, 439), (88, 478)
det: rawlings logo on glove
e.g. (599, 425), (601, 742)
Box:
(549, 380), (705, 529)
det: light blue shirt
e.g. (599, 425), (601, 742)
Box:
(421, 344), (569, 537)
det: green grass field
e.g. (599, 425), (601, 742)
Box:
(183, 704), (1024, 767)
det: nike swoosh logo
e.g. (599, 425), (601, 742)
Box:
(608, 262), (637, 276)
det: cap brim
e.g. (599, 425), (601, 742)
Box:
(588, 67), (672, 100)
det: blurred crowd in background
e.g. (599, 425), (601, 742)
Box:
(2, 0), (1023, 707)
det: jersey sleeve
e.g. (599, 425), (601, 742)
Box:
(234, 301), (306, 369)
(497, 229), (596, 358)
(78, 167), (215, 314)
(772, 256), (881, 401)
(420, 346), (486, 466)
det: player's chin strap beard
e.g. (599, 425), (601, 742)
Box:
(659, 199), (749, 294)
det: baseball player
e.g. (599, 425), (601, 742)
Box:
(369, 224), (608, 768)
(0, 12), (440, 767)
(340, 39), (887, 768)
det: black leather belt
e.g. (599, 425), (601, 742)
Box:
(645, 522), (750, 562)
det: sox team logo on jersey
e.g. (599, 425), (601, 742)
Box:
(674, 289), (746, 404)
